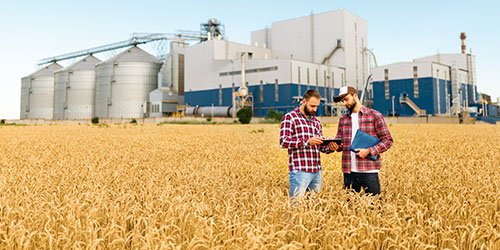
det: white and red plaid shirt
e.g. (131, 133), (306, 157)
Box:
(334, 106), (393, 173)
(280, 107), (332, 172)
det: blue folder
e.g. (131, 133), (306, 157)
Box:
(349, 130), (380, 161)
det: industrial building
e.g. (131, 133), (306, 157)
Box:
(184, 9), (369, 117)
(20, 10), (499, 122)
(372, 53), (478, 117)
(371, 32), (498, 121)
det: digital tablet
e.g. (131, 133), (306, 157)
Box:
(321, 139), (342, 146)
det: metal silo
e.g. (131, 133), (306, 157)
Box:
(53, 55), (101, 120)
(95, 46), (161, 119)
(20, 63), (63, 119)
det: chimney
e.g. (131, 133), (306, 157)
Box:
(460, 32), (466, 54)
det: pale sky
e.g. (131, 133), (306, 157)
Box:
(1, 0), (498, 119)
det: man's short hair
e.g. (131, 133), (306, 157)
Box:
(303, 89), (321, 101)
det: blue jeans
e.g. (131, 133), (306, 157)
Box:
(289, 170), (322, 198)
(343, 172), (380, 195)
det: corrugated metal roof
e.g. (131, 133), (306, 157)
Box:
(101, 46), (161, 64)
(56, 55), (101, 72)
(24, 63), (63, 78)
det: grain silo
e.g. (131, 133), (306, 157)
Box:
(20, 63), (63, 119)
(53, 55), (101, 120)
(94, 46), (161, 119)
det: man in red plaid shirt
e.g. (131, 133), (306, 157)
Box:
(280, 90), (337, 199)
(331, 86), (393, 195)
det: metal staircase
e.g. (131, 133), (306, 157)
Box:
(400, 94), (426, 116)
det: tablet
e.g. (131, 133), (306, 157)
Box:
(321, 139), (342, 146)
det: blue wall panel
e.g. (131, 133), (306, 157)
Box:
(185, 83), (338, 117)
(373, 77), (435, 116)
(438, 79), (447, 114)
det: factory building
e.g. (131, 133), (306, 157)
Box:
(184, 9), (368, 117)
(146, 40), (188, 117)
(22, 10), (498, 121)
(370, 32), (500, 120)
(372, 54), (477, 117)
(184, 39), (345, 116)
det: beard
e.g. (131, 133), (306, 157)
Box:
(304, 104), (316, 116)
(347, 99), (357, 113)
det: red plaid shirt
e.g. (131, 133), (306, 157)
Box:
(334, 106), (393, 173)
(280, 107), (332, 172)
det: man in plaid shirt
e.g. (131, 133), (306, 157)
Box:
(280, 90), (337, 199)
(331, 86), (393, 195)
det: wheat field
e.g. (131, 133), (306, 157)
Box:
(0, 123), (498, 249)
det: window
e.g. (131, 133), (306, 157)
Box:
(248, 52), (253, 59)
(384, 69), (389, 99)
(298, 66), (301, 95)
(219, 84), (222, 105)
(315, 69), (319, 88)
(307, 68), (310, 89)
(436, 69), (440, 114)
(323, 71), (327, 100)
(331, 72), (334, 87)
(260, 80), (264, 103)
(413, 66), (419, 98)
(219, 66), (278, 76)
(275, 79), (279, 102)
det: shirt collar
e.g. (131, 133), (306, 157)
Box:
(347, 105), (367, 116)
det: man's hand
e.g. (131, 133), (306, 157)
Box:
(328, 142), (339, 151)
(324, 137), (340, 151)
(355, 148), (370, 158)
(307, 137), (323, 146)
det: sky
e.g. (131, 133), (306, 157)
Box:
(1, 0), (499, 119)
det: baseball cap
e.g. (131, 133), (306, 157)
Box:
(334, 86), (358, 102)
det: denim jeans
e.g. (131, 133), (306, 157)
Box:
(343, 172), (380, 195)
(289, 170), (322, 198)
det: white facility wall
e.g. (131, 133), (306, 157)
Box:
(250, 28), (272, 49)
(343, 11), (367, 90)
(372, 61), (470, 83)
(415, 54), (468, 70)
(271, 16), (312, 62)
(185, 40), (273, 92)
(372, 62), (432, 81)
(290, 60), (344, 89)
(185, 41), (216, 92)
(313, 11), (346, 67)
(211, 59), (291, 91)
(212, 39), (272, 60)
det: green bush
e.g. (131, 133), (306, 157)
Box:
(91, 117), (99, 124)
(0, 119), (5, 125)
(237, 107), (253, 124)
(266, 108), (284, 122)
(130, 119), (137, 124)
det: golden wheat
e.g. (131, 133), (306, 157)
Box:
(0, 123), (498, 249)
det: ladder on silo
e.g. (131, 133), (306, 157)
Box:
(400, 94), (426, 116)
